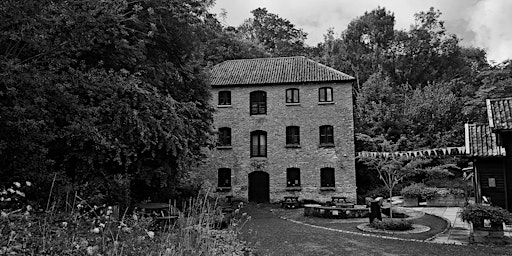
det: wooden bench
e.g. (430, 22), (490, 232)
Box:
(282, 196), (300, 209)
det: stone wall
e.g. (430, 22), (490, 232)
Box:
(199, 81), (356, 203)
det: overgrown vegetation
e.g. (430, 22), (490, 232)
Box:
(1, 183), (251, 255)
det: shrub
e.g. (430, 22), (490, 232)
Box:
(401, 183), (426, 198)
(459, 204), (512, 225)
(369, 219), (413, 231)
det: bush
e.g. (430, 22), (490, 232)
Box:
(459, 204), (512, 225)
(401, 183), (426, 198)
(369, 219), (413, 231)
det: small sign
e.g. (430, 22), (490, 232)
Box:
(332, 210), (339, 216)
(484, 219), (491, 228)
(488, 178), (496, 188)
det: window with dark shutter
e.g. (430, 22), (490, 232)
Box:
(319, 87), (333, 102)
(320, 168), (335, 187)
(286, 88), (299, 103)
(250, 130), (267, 157)
(250, 91), (266, 115)
(286, 126), (300, 146)
(286, 168), (301, 187)
(218, 91), (231, 105)
(319, 125), (334, 146)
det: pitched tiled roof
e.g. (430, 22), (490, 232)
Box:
(465, 123), (505, 157)
(209, 56), (355, 86)
(486, 97), (512, 130)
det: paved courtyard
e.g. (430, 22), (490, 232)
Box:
(240, 204), (512, 255)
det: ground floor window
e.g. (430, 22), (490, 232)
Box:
(286, 168), (301, 187)
(218, 168), (231, 187)
(320, 167), (335, 187)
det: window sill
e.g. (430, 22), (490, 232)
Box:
(250, 156), (267, 160)
(318, 101), (335, 105)
(217, 146), (233, 150)
(319, 143), (335, 148)
(285, 103), (301, 106)
(217, 105), (232, 108)
(250, 113), (267, 117)
(285, 144), (301, 148)
(286, 186), (302, 191)
(216, 187), (232, 192)
(320, 187), (336, 191)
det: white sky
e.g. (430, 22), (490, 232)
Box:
(211, 0), (512, 63)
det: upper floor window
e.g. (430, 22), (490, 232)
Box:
(320, 167), (335, 187)
(286, 126), (300, 146)
(319, 125), (334, 146)
(218, 91), (231, 105)
(218, 127), (231, 147)
(287, 168), (301, 187)
(319, 87), (333, 102)
(250, 91), (266, 115)
(218, 168), (231, 187)
(251, 130), (267, 157)
(286, 88), (299, 103)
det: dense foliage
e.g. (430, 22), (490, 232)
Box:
(0, 0), (219, 206)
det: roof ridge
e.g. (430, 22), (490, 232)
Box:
(222, 56), (305, 62)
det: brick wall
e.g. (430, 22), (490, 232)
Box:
(199, 81), (356, 203)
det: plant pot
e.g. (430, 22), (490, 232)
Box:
(426, 194), (465, 207)
(471, 220), (504, 242)
(402, 196), (419, 207)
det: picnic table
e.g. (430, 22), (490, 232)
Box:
(282, 196), (300, 209)
(138, 202), (179, 227)
(331, 196), (354, 208)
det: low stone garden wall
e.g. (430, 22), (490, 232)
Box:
(304, 204), (370, 219)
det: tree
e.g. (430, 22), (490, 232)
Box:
(238, 8), (308, 57)
(392, 8), (466, 87)
(342, 7), (396, 86)
(0, 0), (215, 206)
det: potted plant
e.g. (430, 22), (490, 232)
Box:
(459, 204), (512, 242)
(400, 183), (425, 207)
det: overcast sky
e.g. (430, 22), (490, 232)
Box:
(211, 0), (512, 63)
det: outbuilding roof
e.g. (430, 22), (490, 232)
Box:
(486, 97), (512, 131)
(465, 123), (505, 157)
(209, 56), (354, 87)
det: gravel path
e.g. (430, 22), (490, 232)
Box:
(240, 204), (512, 256)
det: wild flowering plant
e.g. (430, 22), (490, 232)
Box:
(1, 186), (253, 255)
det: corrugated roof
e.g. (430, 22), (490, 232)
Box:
(465, 123), (505, 157)
(210, 56), (355, 86)
(486, 97), (512, 130)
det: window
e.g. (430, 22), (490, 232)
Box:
(319, 87), (333, 102)
(218, 168), (231, 187)
(218, 91), (231, 105)
(218, 127), (231, 147)
(286, 88), (299, 103)
(319, 125), (334, 146)
(250, 91), (266, 115)
(287, 168), (301, 187)
(320, 168), (335, 187)
(250, 130), (267, 157)
(286, 126), (300, 146)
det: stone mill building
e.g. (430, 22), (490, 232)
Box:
(201, 56), (357, 203)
